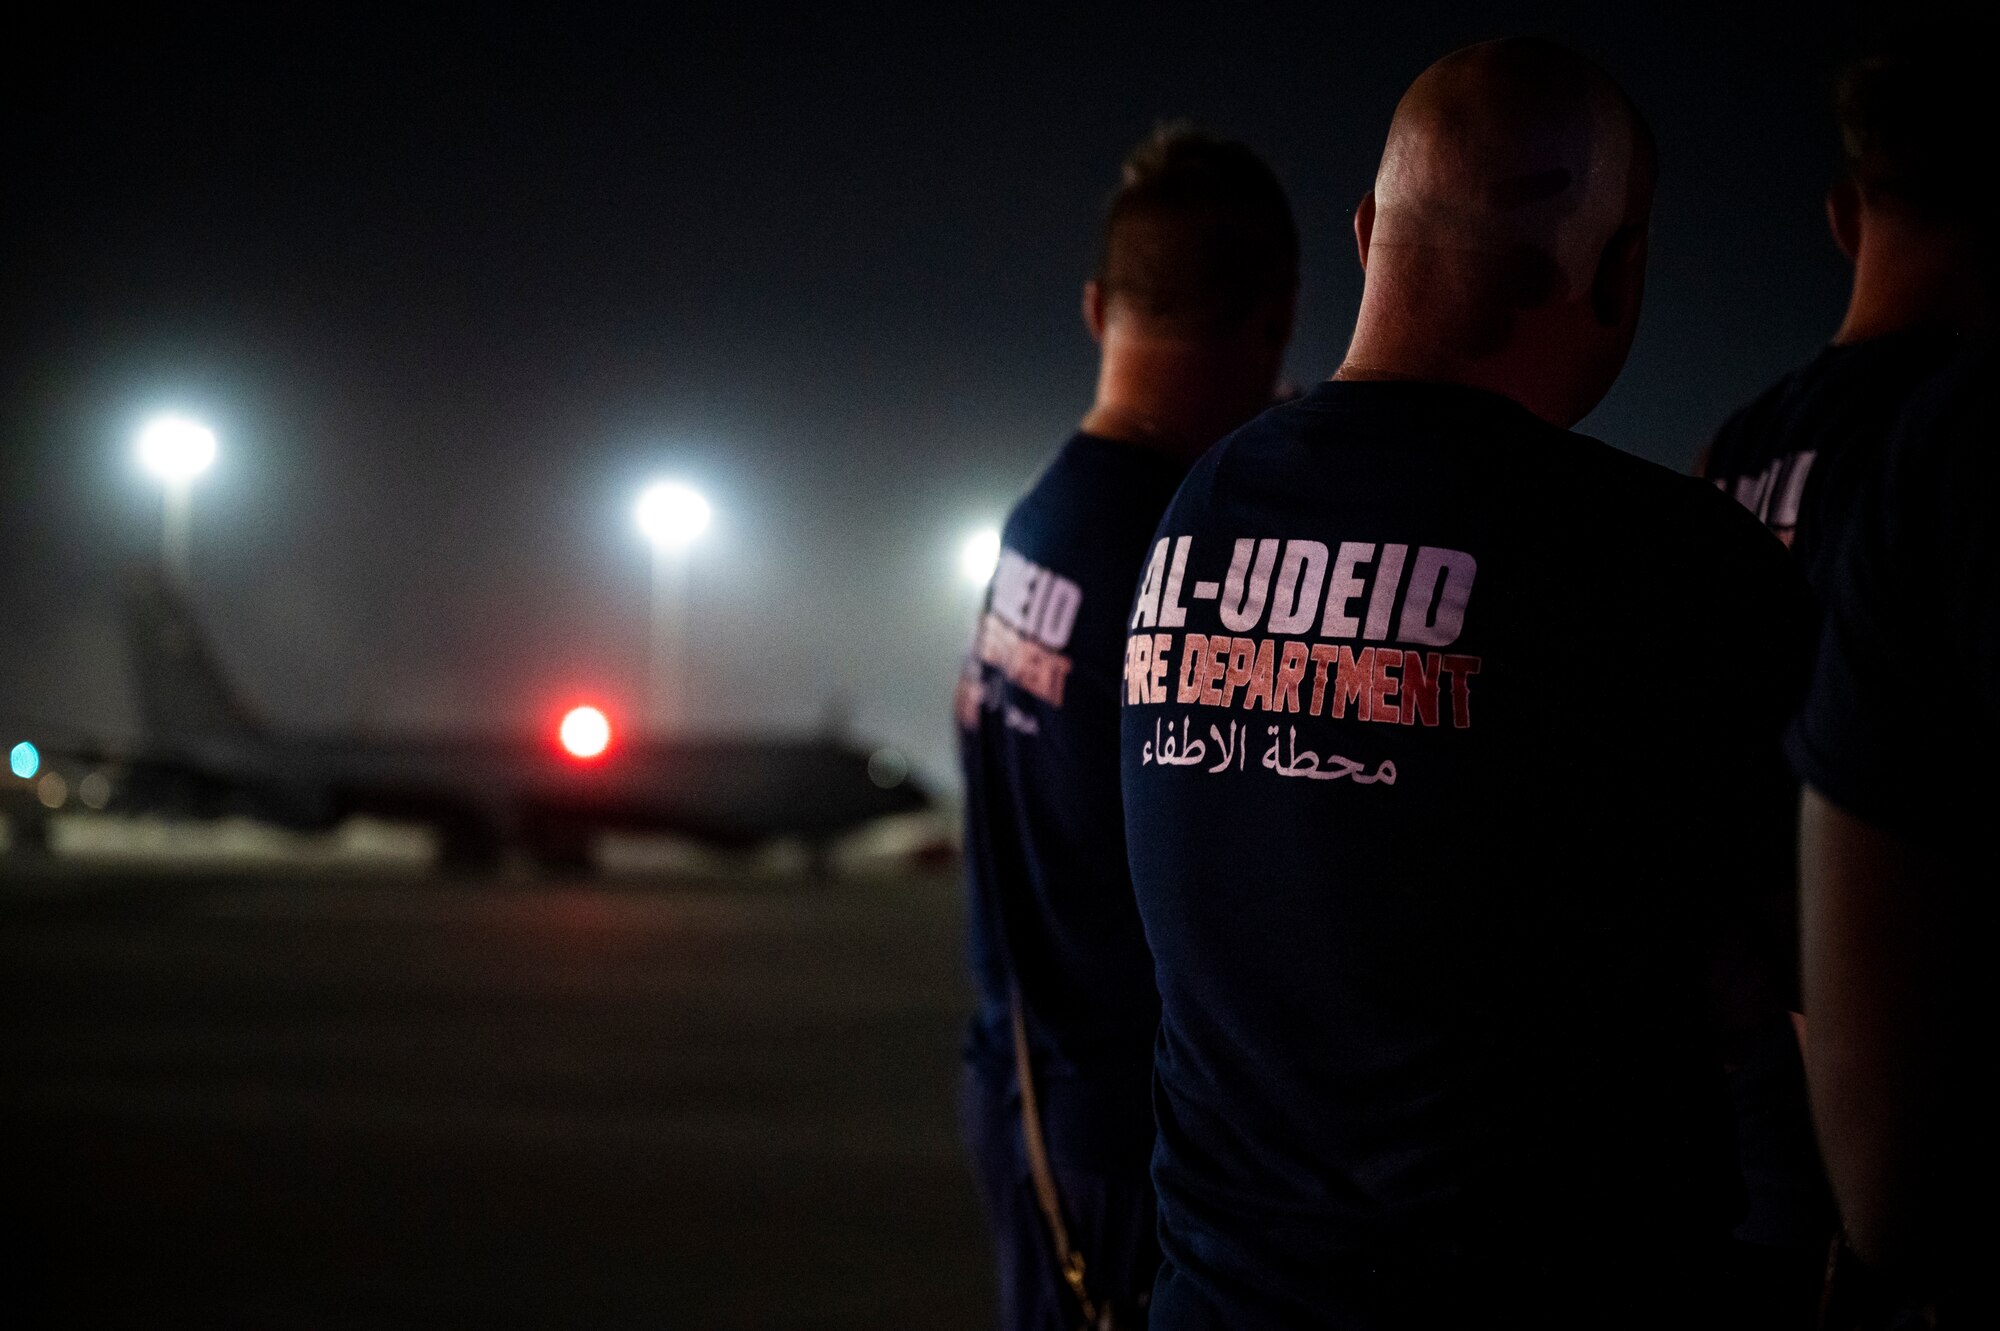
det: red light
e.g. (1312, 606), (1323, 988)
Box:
(560, 706), (611, 759)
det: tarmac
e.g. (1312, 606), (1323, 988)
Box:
(0, 850), (991, 1328)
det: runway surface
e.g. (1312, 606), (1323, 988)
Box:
(0, 862), (991, 1328)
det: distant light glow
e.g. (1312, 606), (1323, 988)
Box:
(960, 528), (1002, 585)
(137, 415), (218, 483)
(867, 746), (909, 790)
(77, 772), (112, 810)
(36, 772), (68, 809)
(635, 481), (712, 551)
(560, 705), (612, 759)
(8, 741), (38, 780)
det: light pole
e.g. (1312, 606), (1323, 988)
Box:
(634, 480), (711, 732)
(136, 415), (217, 588)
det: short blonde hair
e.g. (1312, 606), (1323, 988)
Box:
(1094, 124), (1298, 338)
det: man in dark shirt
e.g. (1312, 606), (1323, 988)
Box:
(958, 127), (1298, 1330)
(1704, 44), (1990, 588)
(1792, 341), (1997, 1326)
(1120, 40), (1815, 1328)
(1699, 47), (1993, 1318)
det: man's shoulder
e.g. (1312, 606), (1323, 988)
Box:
(1891, 340), (1997, 474)
(1542, 432), (1810, 636)
(1705, 357), (1825, 477)
(1020, 433), (1185, 510)
(1871, 342), (1999, 571)
(1558, 426), (1749, 520)
(1543, 426), (1769, 542)
(1190, 390), (1762, 546)
(1004, 434), (1187, 584)
(1706, 333), (1961, 479)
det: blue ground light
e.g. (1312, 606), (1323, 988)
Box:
(9, 742), (39, 780)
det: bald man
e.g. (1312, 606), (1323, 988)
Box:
(1118, 40), (1814, 1328)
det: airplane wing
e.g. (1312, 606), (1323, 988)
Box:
(3, 573), (934, 873)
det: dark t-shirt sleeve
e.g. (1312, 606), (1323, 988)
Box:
(1644, 478), (1818, 912)
(1697, 332), (1960, 586)
(1786, 349), (2000, 834)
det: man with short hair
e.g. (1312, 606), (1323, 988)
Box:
(1120, 40), (1813, 1327)
(1697, 46), (1993, 1322)
(958, 126), (1298, 1330)
(1705, 44), (1991, 585)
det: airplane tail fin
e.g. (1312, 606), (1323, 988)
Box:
(124, 571), (265, 744)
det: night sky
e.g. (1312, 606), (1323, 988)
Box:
(3, 2), (1891, 786)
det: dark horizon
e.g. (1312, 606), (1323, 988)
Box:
(3, 2), (1886, 783)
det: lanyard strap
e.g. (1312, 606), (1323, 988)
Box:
(1011, 987), (1101, 1328)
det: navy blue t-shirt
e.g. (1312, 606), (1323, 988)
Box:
(1703, 328), (1959, 589)
(1789, 342), (1999, 836)
(1120, 381), (1816, 1325)
(1787, 342), (1995, 1315)
(959, 433), (1188, 1165)
(1698, 334), (1961, 1262)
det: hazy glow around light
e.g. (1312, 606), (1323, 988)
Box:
(960, 528), (1002, 585)
(137, 415), (218, 482)
(8, 741), (38, 779)
(635, 480), (712, 550)
(560, 705), (612, 759)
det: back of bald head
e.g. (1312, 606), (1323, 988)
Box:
(1370, 38), (1657, 314)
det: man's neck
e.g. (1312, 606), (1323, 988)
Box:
(1081, 329), (1274, 462)
(1334, 253), (1629, 430)
(1835, 221), (1981, 345)
(1338, 299), (1565, 426)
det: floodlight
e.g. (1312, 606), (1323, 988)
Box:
(137, 415), (218, 483)
(635, 481), (711, 551)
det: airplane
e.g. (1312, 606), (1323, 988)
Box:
(2, 573), (932, 872)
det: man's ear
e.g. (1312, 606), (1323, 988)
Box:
(1590, 223), (1649, 328)
(1082, 280), (1107, 343)
(1827, 181), (1863, 263)
(1354, 192), (1376, 270)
